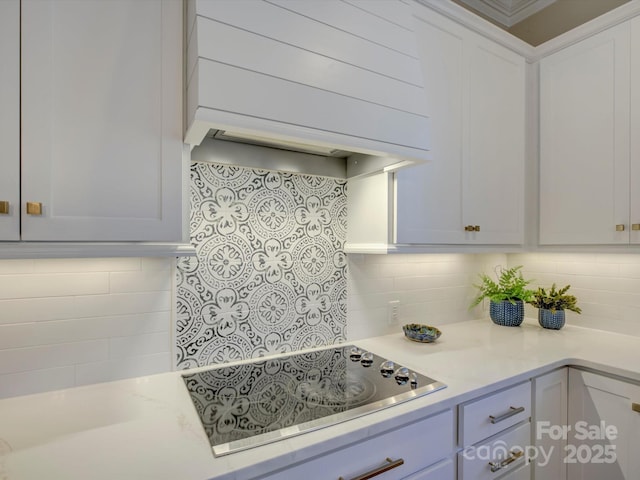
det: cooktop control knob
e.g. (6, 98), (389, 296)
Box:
(349, 347), (363, 361)
(380, 360), (395, 378)
(394, 367), (410, 386)
(410, 372), (418, 389)
(360, 351), (373, 367)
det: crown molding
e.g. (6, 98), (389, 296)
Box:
(413, 0), (640, 62)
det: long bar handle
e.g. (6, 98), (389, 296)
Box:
(489, 406), (525, 424)
(489, 450), (524, 473)
(338, 457), (404, 480)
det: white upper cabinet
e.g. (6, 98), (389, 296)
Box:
(19, 0), (184, 242)
(395, 10), (525, 245)
(0, 0), (20, 241)
(185, 0), (430, 161)
(629, 16), (640, 244)
(540, 22), (631, 245)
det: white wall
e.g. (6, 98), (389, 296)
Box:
(0, 257), (174, 398)
(347, 253), (508, 339)
(511, 252), (640, 336)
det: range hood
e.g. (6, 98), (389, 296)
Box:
(189, 129), (421, 180)
(184, 0), (431, 179)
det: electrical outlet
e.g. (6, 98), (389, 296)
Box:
(388, 300), (400, 325)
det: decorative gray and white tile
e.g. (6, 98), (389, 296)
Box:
(176, 162), (347, 369)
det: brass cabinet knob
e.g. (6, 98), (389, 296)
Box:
(474, 225), (480, 232)
(26, 202), (43, 215)
(465, 225), (481, 232)
(616, 224), (626, 231)
(632, 224), (640, 231)
(0, 201), (8, 215)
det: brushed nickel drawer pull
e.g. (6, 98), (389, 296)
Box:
(632, 402), (640, 413)
(26, 202), (43, 215)
(489, 406), (525, 424)
(338, 457), (404, 480)
(489, 450), (524, 473)
(0, 201), (8, 215)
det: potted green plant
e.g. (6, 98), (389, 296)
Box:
(470, 265), (534, 327)
(528, 283), (581, 330)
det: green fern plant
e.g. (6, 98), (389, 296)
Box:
(470, 265), (534, 307)
(528, 284), (581, 314)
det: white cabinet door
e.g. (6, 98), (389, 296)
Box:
(540, 23), (630, 245)
(463, 37), (525, 245)
(533, 368), (568, 480)
(396, 11), (524, 245)
(21, 0), (183, 241)
(568, 368), (640, 480)
(629, 16), (640, 243)
(0, 0), (20, 241)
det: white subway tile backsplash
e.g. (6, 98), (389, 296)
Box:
(109, 332), (170, 359)
(141, 257), (174, 271)
(73, 291), (171, 317)
(0, 313), (169, 350)
(0, 258), (173, 399)
(0, 272), (110, 300)
(0, 260), (35, 275)
(75, 352), (172, 386)
(512, 253), (640, 337)
(346, 253), (505, 340)
(2, 248), (640, 401)
(109, 270), (173, 293)
(31, 258), (142, 273)
(0, 340), (108, 375)
(0, 297), (79, 324)
(0, 366), (76, 398)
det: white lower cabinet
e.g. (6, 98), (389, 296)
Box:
(404, 458), (455, 480)
(259, 409), (454, 480)
(459, 381), (532, 447)
(532, 368), (568, 480)
(458, 422), (530, 480)
(258, 368), (640, 480)
(567, 368), (640, 480)
(457, 381), (532, 480)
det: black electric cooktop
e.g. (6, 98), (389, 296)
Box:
(182, 344), (446, 456)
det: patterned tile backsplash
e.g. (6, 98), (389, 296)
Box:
(176, 162), (347, 369)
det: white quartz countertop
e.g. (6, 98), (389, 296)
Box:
(1, 318), (639, 480)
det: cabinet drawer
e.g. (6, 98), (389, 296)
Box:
(403, 458), (455, 480)
(459, 381), (531, 446)
(260, 409), (454, 480)
(458, 422), (530, 480)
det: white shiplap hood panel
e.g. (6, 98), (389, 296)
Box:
(184, 0), (431, 177)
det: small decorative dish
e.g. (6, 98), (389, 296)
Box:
(402, 323), (442, 343)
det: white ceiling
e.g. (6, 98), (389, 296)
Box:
(457, 0), (557, 26)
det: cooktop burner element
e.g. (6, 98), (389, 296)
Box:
(182, 345), (446, 456)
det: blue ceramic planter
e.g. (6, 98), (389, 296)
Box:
(538, 308), (565, 330)
(489, 300), (524, 327)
